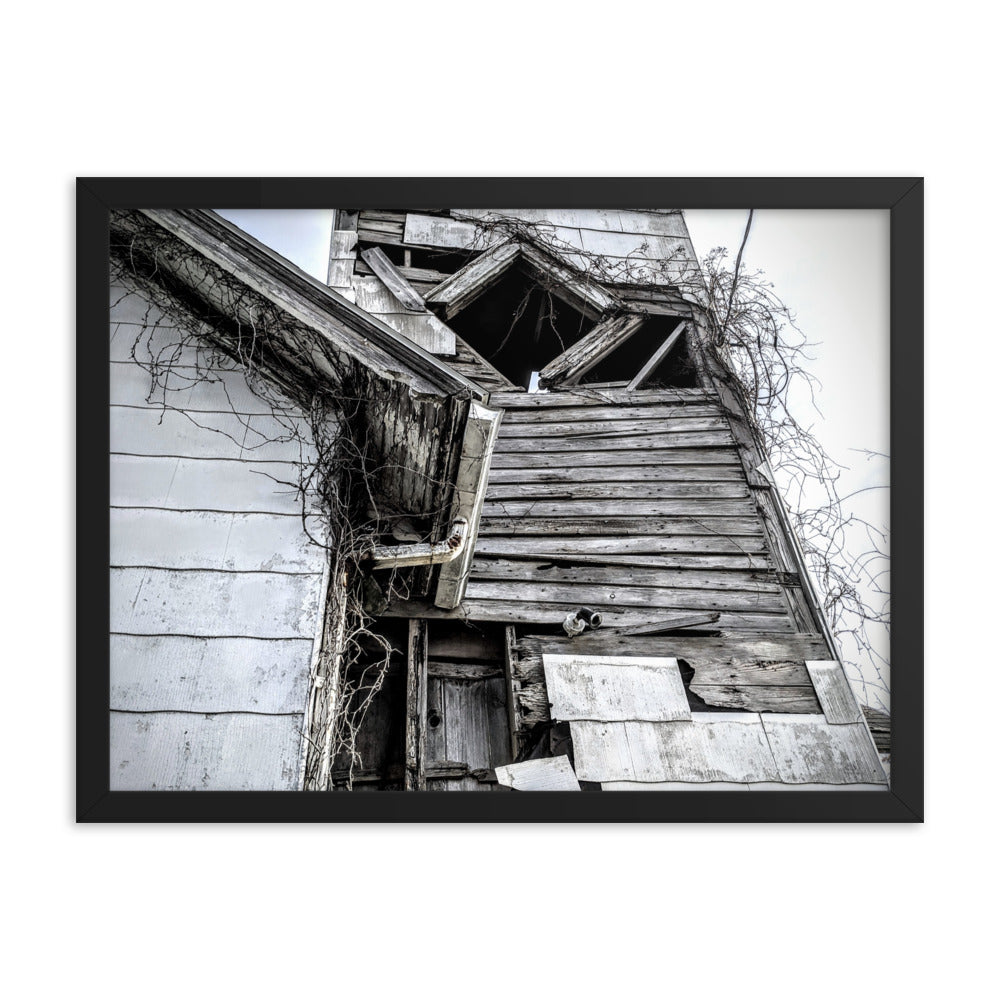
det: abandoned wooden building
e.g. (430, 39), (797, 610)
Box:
(109, 207), (887, 792)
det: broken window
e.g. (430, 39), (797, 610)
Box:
(446, 266), (597, 389)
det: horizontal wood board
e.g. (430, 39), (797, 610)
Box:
(403, 391), (794, 633)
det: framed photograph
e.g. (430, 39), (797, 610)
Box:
(77, 178), (922, 822)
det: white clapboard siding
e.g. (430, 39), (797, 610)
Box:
(111, 321), (194, 364)
(403, 213), (483, 250)
(111, 635), (314, 713)
(109, 279), (331, 792)
(110, 454), (311, 514)
(543, 654), (690, 722)
(111, 405), (250, 459)
(111, 567), (324, 639)
(805, 660), (864, 723)
(110, 712), (304, 791)
(241, 413), (319, 464)
(111, 359), (296, 416)
(761, 716), (887, 785)
(110, 509), (327, 573)
(111, 284), (174, 327)
(569, 715), (780, 784)
(495, 756), (581, 791)
(456, 208), (626, 234)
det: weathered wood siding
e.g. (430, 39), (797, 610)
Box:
(387, 389), (796, 634)
(424, 209), (699, 287)
(110, 282), (329, 790)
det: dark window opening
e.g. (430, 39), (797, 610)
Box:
(447, 268), (597, 389)
(407, 246), (475, 275)
(641, 325), (700, 389)
(676, 658), (750, 714)
(358, 239), (406, 267)
(577, 316), (700, 388)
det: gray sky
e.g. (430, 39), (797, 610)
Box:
(218, 207), (890, 708)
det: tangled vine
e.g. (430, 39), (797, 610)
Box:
(460, 211), (890, 713)
(110, 218), (460, 789)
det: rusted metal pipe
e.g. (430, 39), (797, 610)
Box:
(363, 518), (470, 571)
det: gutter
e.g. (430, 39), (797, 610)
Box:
(364, 518), (470, 570)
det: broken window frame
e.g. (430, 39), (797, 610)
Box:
(424, 238), (619, 323)
(538, 315), (692, 390)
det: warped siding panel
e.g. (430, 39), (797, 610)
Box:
(570, 716), (780, 784)
(762, 717), (886, 784)
(111, 635), (314, 713)
(111, 567), (324, 639)
(110, 712), (304, 791)
(110, 454), (313, 515)
(543, 655), (690, 722)
(110, 509), (327, 573)
(805, 660), (864, 724)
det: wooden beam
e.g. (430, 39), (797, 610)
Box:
(627, 320), (687, 390)
(434, 402), (504, 608)
(360, 247), (426, 312)
(537, 314), (645, 388)
(503, 626), (522, 759)
(405, 619), (428, 790)
(425, 242), (521, 319)
(575, 612), (721, 637)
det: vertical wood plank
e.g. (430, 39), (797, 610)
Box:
(405, 619), (429, 790)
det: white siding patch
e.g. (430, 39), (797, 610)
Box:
(110, 712), (304, 791)
(403, 213), (484, 250)
(495, 756), (581, 791)
(111, 635), (314, 713)
(805, 660), (863, 723)
(762, 716), (887, 785)
(570, 716), (780, 783)
(543, 654), (690, 722)
(111, 567), (324, 639)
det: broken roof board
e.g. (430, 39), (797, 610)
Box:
(495, 756), (581, 791)
(131, 209), (480, 398)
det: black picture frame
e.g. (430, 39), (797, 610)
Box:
(78, 177), (922, 822)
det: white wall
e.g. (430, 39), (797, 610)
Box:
(109, 281), (328, 790)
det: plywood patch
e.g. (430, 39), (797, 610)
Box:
(543, 654), (690, 722)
